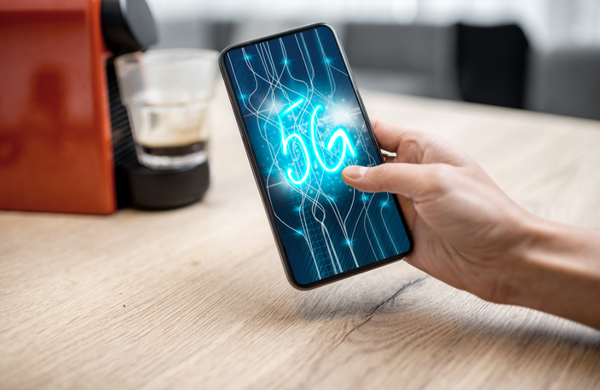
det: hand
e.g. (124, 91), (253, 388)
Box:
(342, 119), (537, 303)
(342, 119), (600, 329)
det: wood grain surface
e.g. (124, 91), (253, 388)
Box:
(1, 85), (600, 390)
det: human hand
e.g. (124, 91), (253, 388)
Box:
(342, 119), (536, 303)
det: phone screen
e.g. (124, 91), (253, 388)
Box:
(223, 25), (411, 287)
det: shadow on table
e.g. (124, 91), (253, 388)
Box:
(289, 266), (600, 352)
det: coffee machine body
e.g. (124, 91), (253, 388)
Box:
(0, 0), (206, 215)
(0, 0), (118, 214)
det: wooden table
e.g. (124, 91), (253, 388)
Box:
(2, 85), (600, 389)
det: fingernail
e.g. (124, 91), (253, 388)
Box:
(344, 166), (369, 180)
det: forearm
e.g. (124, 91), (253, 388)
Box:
(500, 217), (600, 329)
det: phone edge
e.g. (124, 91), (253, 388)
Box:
(218, 22), (413, 291)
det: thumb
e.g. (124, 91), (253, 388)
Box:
(342, 163), (446, 199)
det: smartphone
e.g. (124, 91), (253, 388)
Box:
(219, 23), (412, 289)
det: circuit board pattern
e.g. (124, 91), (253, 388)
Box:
(225, 26), (410, 285)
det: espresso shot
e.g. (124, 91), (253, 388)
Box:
(141, 140), (207, 157)
(115, 49), (218, 170)
(128, 100), (210, 169)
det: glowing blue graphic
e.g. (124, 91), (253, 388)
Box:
(310, 105), (355, 173)
(279, 100), (311, 185)
(278, 100), (355, 185)
(281, 131), (310, 185)
(282, 98), (304, 115)
(225, 26), (410, 285)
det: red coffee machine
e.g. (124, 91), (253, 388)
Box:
(0, 0), (210, 214)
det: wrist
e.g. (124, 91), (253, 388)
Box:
(497, 216), (562, 307)
(498, 214), (600, 328)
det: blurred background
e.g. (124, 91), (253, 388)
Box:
(146, 0), (600, 120)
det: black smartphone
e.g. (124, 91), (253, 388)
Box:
(219, 23), (412, 290)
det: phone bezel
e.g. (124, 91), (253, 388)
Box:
(218, 22), (413, 290)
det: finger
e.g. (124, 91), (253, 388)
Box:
(371, 119), (471, 166)
(370, 118), (418, 152)
(396, 193), (418, 231)
(342, 163), (449, 200)
(372, 119), (439, 164)
(372, 118), (441, 157)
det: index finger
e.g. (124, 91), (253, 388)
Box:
(370, 118), (436, 164)
(370, 118), (473, 166)
(370, 118), (414, 152)
(371, 118), (440, 156)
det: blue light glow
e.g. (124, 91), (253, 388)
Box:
(225, 26), (410, 285)
(282, 98), (304, 115)
(282, 133), (310, 185)
(278, 100), (356, 185)
(279, 100), (310, 185)
(310, 105), (355, 174)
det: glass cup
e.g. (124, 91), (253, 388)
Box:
(115, 49), (218, 170)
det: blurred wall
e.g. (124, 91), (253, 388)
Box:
(146, 0), (600, 51)
(145, 0), (600, 121)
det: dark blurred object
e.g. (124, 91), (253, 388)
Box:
(344, 23), (460, 99)
(457, 23), (529, 109)
(101, 0), (158, 55)
(209, 22), (235, 51)
(127, 162), (210, 210)
(0, 0), (206, 214)
(153, 19), (234, 52)
(527, 48), (600, 121)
